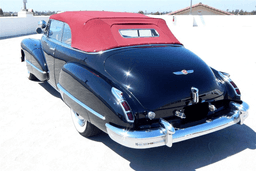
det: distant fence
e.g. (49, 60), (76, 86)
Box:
(148, 15), (256, 28)
(0, 14), (49, 39)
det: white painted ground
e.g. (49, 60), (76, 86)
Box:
(0, 28), (255, 171)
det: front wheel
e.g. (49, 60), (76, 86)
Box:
(70, 109), (101, 137)
(27, 71), (38, 81)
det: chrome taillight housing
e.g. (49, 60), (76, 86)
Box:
(218, 71), (241, 96)
(111, 87), (134, 122)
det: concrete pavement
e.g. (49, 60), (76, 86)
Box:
(0, 27), (255, 171)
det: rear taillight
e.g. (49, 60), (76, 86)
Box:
(121, 101), (133, 121)
(235, 87), (241, 95)
(121, 101), (131, 111)
(111, 87), (134, 122)
(230, 81), (237, 88)
(127, 112), (133, 120)
(230, 81), (241, 95)
(218, 72), (241, 96)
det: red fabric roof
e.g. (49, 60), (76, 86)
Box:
(50, 11), (181, 52)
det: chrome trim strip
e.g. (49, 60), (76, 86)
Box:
(111, 87), (124, 102)
(111, 87), (134, 123)
(44, 34), (181, 55)
(57, 83), (106, 120)
(92, 44), (182, 54)
(25, 59), (47, 74)
(106, 101), (249, 149)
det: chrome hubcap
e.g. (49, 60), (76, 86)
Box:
(75, 112), (85, 127)
(71, 109), (87, 133)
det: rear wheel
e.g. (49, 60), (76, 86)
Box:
(70, 109), (101, 137)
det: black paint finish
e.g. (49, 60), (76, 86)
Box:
(21, 36), (241, 130)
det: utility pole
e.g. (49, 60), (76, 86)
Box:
(23, 0), (27, 11)
(189, 0), (192, 15)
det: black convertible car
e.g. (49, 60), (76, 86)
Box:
(21, 11), (249, 149)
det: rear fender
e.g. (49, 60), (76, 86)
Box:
(21, 38), (49, 81)
(58, 63), (133, 132)
(211, 67), (241, 101)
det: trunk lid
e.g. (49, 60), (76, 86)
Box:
(104, 45), (223, 110)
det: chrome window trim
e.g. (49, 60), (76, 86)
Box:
(48, 19), (64, 42)
(25, 59), (47, 74)
(119, 28), (160, 38)
(45, 20), (71, 48)
(61, 23), (72, 46)
(44, 35), (72, 49)
(57, 83), (106, 120)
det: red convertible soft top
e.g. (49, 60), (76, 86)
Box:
(50, 11), (181, 52)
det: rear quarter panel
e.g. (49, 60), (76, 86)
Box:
(58, 62), (133, 132)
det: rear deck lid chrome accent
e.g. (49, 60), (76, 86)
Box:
(191, 87), (199, 104)
(173, 70), (194, 75)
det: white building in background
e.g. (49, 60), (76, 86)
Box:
(0, 0), (49, 38)
(168, 2), (232, 15)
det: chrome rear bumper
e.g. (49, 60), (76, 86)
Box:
(106, 101), (249, 149)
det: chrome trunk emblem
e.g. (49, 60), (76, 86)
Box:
(191, 87), (199, 104)
(173, 70), (194, 75)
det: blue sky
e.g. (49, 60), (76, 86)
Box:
(0, 0), (255, 12)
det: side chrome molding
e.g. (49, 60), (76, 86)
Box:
(25, 59), (47, 74)
(57, 83), (106, 120)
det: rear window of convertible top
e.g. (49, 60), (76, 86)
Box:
(119, 29), (159, 38)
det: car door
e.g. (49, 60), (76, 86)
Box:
(54, 23), (88, 85)
(41, 19), (64, 89)
(54, 23), (72, 85)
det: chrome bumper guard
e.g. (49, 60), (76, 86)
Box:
(105, 102), (249, 149)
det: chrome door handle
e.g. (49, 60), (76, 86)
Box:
(50, 47), (55, 51)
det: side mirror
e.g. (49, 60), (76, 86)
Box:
(38, 20), (47, 29)
(36, 27), (43, 34)
(36, 20), (47, 34)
